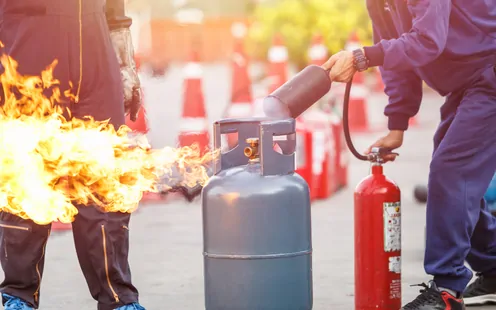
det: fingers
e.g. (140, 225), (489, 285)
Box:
(365, 138), (383, 154)
(321, 53), (340, 71)
(383, 154), (398, 162)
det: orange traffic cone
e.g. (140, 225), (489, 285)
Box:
(224, 23), (254, 148)
(308, 33), (328, 66)
(267, 34), (289, 94)
(125, 97), (150, 148)
(375, 67), (385, 93)
(51, 221), (72, 232)
(178, 50), (209, 155)
(345, 32), (369, 132)
(126, 106), (148, 134)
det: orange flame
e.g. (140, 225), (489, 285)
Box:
(0, 53), (217, 225)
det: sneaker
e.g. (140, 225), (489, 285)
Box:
(2, 294), (34, 310)
(463, 272), (496, 306)
(401, 281), (465, 309)
(115, 302), (146, 310)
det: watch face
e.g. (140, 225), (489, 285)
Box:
(353, 50), (368, 71)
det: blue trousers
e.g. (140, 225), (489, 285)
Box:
(425, 65), (496, 293)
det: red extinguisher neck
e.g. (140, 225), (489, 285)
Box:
(371, 164), (383, 175)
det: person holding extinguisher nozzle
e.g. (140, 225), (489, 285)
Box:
(322, 0), (496, 309)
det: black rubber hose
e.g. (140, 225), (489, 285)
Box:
(342, 80), (369, 161)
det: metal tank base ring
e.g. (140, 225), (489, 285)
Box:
(203, 249), (312, 260)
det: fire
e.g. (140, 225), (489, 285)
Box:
(0, 53), (217, 225)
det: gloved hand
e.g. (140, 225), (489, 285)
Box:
(109, 27), (141, 121)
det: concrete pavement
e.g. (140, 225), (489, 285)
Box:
(2, 72), (494, 309)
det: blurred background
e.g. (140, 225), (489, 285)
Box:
(126, 0), (372, 71)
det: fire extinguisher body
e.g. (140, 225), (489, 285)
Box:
(354, 164), (401, 309)
(202, 118), (313, 310)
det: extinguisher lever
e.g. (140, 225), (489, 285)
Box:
(368, 147), (399, 163)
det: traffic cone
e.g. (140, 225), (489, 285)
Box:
(267, 33), (289, 94)
(125, 98), (149, 149)
(345, 32), (369, 132)
(51, 221), (72, 232)
(224, 23), (253, 149)
(308, 33), (328, 66)
(375, 67), (385, 93)
(178, 50), (209, 155)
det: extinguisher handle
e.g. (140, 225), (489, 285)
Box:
(369, 147), (399, 162)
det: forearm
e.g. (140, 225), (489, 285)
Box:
(106, 0), (132, 30)
(369, 24), (423, 131)
(382, 68), (423, 131)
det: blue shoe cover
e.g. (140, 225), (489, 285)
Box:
(2, 294), (33, 310)
(115, 302), (146, 310)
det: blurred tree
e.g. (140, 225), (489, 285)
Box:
(246, 0), (373, 69)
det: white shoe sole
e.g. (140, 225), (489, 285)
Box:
(464, 294), (496, 306)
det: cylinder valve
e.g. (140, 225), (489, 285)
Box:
(243, 138), (260, 162)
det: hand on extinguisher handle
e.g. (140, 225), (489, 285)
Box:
(367, 147), (400, 163)
(373, 147), (399, 157)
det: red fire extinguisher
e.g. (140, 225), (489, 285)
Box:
(341, 82), (402, 309)
(354, 147), (401, 309)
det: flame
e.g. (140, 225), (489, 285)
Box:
(0, 52), (217, 225)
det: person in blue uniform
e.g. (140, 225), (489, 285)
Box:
(323, 0), (496, 309)
(0, 0), (144, 309)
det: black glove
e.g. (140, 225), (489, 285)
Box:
(108, 22), (142, 121)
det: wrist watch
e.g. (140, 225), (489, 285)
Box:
(353, 49), (369, 72)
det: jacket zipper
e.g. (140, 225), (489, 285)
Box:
(0, 223), (29, 231)
(33, 229), (50, 303)
(101, 225), (119, 303)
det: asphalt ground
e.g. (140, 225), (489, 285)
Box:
(1, 65), (494, 309)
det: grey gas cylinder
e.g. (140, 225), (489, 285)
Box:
(202, 118), (313, 310)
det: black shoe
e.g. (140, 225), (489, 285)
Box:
(402, 281), (465, 310)
(463, 272), (496, 306)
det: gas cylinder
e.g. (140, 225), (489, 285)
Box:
(202, 118), (313, 310)
(354, 147), (401, 309)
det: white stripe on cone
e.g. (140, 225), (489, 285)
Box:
(179, 117), (208, 133)
(309, 44), (327, 62)
(232, 53), (246, 67)
(183, 62), (202, 79)
(345, 42), (361, 52)
(127, 133), (151, 149)
(350, 84), (369, 98)
(228, 103), (253, 117)
(268, 46), (288, 63)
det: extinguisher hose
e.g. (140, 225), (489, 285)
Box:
(341, 80), (370, 161)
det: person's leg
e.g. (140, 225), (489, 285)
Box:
(0, 212), (51, 309)
(424, 66), (496, 294)
(71, 205), (140, 310)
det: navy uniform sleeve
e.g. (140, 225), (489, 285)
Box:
(369, 25), (423, 131)
(364, 0), (451, 71)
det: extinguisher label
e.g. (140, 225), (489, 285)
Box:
(389, 256), (401, 273)
(383, 202), (401, 252)
(390, 279), (402, 300)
